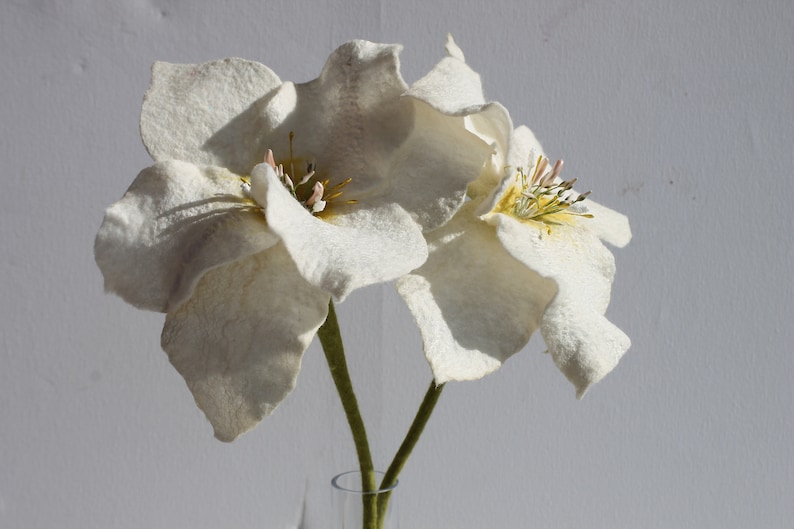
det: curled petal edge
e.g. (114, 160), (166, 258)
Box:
(251, 163), (428, 301)
(162, 246), (330, 442)
(95, 160), (278, 312)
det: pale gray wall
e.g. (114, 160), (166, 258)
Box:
(1, 1), (792, 528)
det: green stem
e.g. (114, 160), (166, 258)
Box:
(376, 380), (445, 525)
(317, 299), (378, 529)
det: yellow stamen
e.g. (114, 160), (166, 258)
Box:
(499, 156), (593, 228)
(329, 177), (353, 190)
(254, 133), (358, 217)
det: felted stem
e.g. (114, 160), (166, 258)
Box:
(376, 380), (445, 525)
(317, 299), (378, 529)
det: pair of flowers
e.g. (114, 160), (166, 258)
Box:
(95, 36), (631, 442)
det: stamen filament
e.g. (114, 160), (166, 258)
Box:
(289, 131), (295, 181)
(330, 177), (353, 190)
(248, 135), (358, 217)
(510, 156), (593, 224)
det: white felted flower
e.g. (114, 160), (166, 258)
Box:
(397, 38), (631, 397)
(95, 40), (493, 441)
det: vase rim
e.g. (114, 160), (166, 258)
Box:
(331, 470), (399, 494)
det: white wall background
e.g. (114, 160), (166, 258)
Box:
(1, 1), (792, 528)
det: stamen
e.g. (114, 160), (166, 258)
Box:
(510, 156), (593, 225)
(297, 167), (315, 186)
(259, 133), (357, 217)
(532, 157), (547, 184)
(240, 176), (251, 194)
(306, 182), (325, 208)
(308, 181), (327, 214)
(288, 131), (295, 179)
(264, 149), (276, 168)
(329, 177), (352, 190)
(548, 159), (564, 181)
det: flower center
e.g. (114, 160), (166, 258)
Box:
(241, 132), (357, 216)
(495, 155), (593, 229)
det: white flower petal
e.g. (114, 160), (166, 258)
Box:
(580, 200), (632, 247)
(541, 301), (631, 398)
(464, 104), (516, 199)
(403, 36), (517, 204)
(391, 36), (514, 227)
(396, 202), (558, 383)
(486, 213), (630, 395)
(406, 34), (485, 115)
(141, 59), (281, 174)
(382, 99), (494, 230)
(506, 125), (544, 171)
(257, 40), (410, 195)
(444, 34), (466, 62)
(161, 245), (330, 442)
(251, 163), (428, 301)
(95, 160), (277, 312)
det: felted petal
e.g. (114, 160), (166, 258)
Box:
(541, 300), (631, 398)
(405, 34), (487, 115)
(506, 125), (544, 171)
(141, 58), (281, 175)
(400, 36), (516, 211)
(381, 98), (494, 230)
(251, 163), (428, 301)
(444, 33), (466, 62)
(396, 202), (558, 383)
(161, 245), (330, 442)
(405, 36), (522, 202)
(580, 200), (632, 247)
(95, 160), (277, 312)
(485, 213), (630, 396)
(464, 109), (523, 200)
(255, 40), (411, 196)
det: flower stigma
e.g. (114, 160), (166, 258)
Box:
(493, 155), (593, 232)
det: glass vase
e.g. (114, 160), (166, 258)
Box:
(331, 470), (399, 529)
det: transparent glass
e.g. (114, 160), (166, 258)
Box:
(331, 470), (399, 529)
